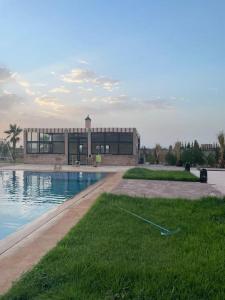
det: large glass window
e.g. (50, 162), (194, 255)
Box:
(27, 142), (38, 153)
(40, 143), (51, 153)
(52, 134), (64, 142)
(53, 142), (64, 154)
(27, 132), (38, 142)
(119, 133), (133, 142)
(91, 132), (133, 155)
(40, 133), (52, 141)
(119, 143), (133, 155)
(27, 133), (65, 154)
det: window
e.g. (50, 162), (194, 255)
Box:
(53, 142), (64, 154)
(105, 133), (119, 142)
(52, 134), (64, 142)
(40, 133), (52, 141)
(119, 133), (133, 142)
(119, 143), (133, 155)
(79, 144), (83, 153)
(91, 132), (133, 155)
(40, 143), (51, 153)
(27, 142), (38, 153)
(27, 132), (38, 142)
(105, 145), (110, 154)
(91, 133), (105, 142)
(27, 132), (65, 154)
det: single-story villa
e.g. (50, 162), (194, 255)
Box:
(23, 116), (140, 166)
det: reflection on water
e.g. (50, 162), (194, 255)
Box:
(0, 171), (105, 240)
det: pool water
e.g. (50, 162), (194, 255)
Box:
(0, 170), (105, 240)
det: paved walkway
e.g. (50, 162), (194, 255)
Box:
(191, 169), (225, 195)
(112, 179), (222, 199)
(0, 163), (131, 173)
(0, 172), (123, 295)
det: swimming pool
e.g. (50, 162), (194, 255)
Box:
(0, 170), (105, 240)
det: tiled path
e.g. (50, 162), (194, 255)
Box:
(112, 179), (222, 199)
(191, 169), (225, 195)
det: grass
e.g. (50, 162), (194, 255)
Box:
(2, 193), (225, 299)
(124, 167), (199, 182)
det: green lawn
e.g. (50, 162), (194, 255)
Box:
(124, 167), (199, 182)
(2, 194), (225, 299)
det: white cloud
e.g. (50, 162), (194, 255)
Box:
(62, 68), (95, 84)
(77, 59), (89, 65)
(35, 95), (64, 112)
(61, 68), (120, 92)
(49, 86), (71, 94)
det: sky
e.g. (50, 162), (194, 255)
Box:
(0, 0), (225, 147)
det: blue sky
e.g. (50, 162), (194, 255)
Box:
(0, 0), (225, 146)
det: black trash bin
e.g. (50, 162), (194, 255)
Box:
(185, 162), (191, 172)
(200, 168), (207, 183)
(139, 157), (144, 164)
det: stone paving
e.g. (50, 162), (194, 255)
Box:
(0, 163), (131, 173)
(191, 169), (225, 195)
(112, 179), (222, 199)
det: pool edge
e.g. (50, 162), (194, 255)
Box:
(0, 171), (123, 295)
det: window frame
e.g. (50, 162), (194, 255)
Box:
(26, 133), (65, 154)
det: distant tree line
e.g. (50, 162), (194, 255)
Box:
(141, 131), (225, 168)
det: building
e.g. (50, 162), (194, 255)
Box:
(23, 116), (140, 166)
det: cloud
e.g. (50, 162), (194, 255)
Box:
(81, 94), (173, 110)
(0, 91), (22, 111)
(0, 67), (12, 83)
(94, 77), (119, 91)
(77, 59), (89, 65)
(34, 95), (64, 112)
(11, 73), (36, 96)
(49, 86), (71, 94)
(61, 68), (120, 91)
(62, 68), (95, 84)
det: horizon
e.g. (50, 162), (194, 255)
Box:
(0, 0), (224, 147)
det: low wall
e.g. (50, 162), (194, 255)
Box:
(24, 154), (67, 165)
(24, 154), (138, 166)
(98, 154), (138, 166)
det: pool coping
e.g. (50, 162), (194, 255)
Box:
(0, 171), (123, 295)
(0, 172), (109, 256)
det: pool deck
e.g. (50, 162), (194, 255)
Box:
(0, 170), (123, 295)
(0, 163), (131, 173)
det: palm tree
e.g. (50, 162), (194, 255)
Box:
(217, 131), (225, 168)
(4, 124), (22, 160)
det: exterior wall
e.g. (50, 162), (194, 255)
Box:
(24, 153), (138, 166)
(95, 154), (138, 166)
(24, 154), (67, 165)
(24, 127), (140, 166)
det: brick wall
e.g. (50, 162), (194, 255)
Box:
(24, 154), (67, 165)
(97, 154), (138, 166)
(24, 154), (138, 166)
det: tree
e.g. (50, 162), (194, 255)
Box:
(174, 141), (181, 165)
(4, 124), (22, 160)
(192, 140), (204, 165)
(206, 152), (216, 167)
(165, 146), (176, 165)
(217, 131), (225, 168)
(181, 140), (204, 166)
(154, 144), (162, 164)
